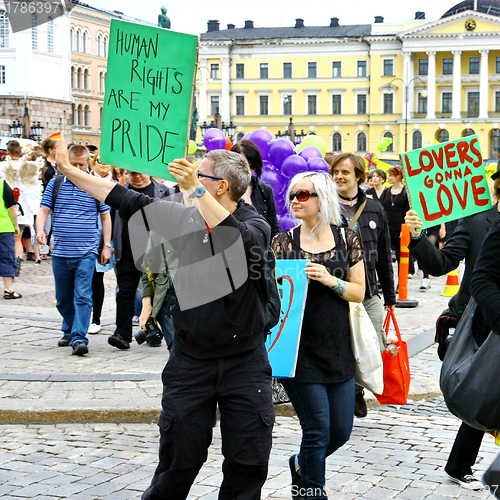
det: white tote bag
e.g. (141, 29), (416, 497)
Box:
(349, 302), (384, 394)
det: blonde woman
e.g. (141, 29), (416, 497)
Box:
(271, 171), (365, 500)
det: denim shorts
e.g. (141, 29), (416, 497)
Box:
(0, 232), (16, 277)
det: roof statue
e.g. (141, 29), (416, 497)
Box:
(158, 6), (171, 29)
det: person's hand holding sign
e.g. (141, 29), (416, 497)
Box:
(168, 158), (200, 193)
(405, 209), (424, 238)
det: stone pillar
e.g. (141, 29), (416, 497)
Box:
(426, 51), (436, 120)
(199, 57), (207, 122)
(221, 56), (230, 122)
(452, 50), (462, 119)
(479, 49), (489, 119)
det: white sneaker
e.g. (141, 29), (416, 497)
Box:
(88, 323), (101, 334)
(446, 472), (484, 490)
(420, 278), (431, 290)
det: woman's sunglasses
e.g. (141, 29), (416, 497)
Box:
(289, 189), (318, 202)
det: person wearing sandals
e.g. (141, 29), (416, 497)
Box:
(0, 178), (22, 299)
(271, 171), (365, 500)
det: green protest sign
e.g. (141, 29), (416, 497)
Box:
(100, 20), (199, 181)
(400, 135), (491, 230)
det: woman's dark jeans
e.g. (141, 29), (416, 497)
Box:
(281, 377), (355, 500)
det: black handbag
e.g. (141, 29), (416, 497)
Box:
(435, 308), (459, 361)
(440, 297), (499, 431)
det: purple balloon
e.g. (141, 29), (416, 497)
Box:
(261, 167), (288, 195)
(307, 157), (330, 173)
(242, 132), (253, 141)
(299, 145), (323, 163)
(204, 128), (227, 151)
(279, 214), (298, 231)
(250, 129), (274, 161)
(274, 193), (287, 213)
(269, 138), (296, 170)
(281, 155), (308, 179)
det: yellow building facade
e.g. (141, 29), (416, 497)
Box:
(197, 4), (500, 161)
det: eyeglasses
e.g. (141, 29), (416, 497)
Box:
(196, 171), (224, 181)
(289, 189), (318, 202)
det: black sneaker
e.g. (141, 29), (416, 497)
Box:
(446, 472), (484, 490)
(289, 454), (302, 500)
(58, 336), (71, 347)
(108, 334), (130, 350)
(72, 342), (88, 356)
(355, 391), (368, 418)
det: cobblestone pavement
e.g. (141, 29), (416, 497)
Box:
(0, 398), (498, 500)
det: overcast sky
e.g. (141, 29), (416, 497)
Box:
(86, 0), (452, 35)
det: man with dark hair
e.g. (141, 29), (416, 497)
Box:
(330, 152), (396, 418)
(36, 145), (111, 356)
(53, 137), (274, 500)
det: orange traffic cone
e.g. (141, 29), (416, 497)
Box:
(441, 269), (460, 297)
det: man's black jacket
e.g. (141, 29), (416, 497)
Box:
(342, 188), (396, 306)
(105, 183), (271, 359)
(411, 204), (499, 317)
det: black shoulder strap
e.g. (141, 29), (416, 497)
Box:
(51, 175), (64, 210)
(290, 226), (301, 254)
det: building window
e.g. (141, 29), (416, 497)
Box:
(83, 69), (89, 90)
(332, 132), (342, 152)
(99, 107), (103, 129)
(71, 67), (75, 88)
(0, 65), (5, 85)
(463, 128), (475, 137)
(412, 130), (422, 150)
(97, 34), (102, 57)
(31, 14), (38, 50)
(332, 61), (341, 78)
(496, 91), (500, 113)
(467, 92), (480, 117)
(383, 59), (394, 76)
(469, 57), (480, 74)
(259, 95), (269, 115)
(70, 28), (74, 51)
(75, 29), (80, 52)
(259, 63), (268, 79)
(357, 132), (367, 151)
(331, 95), (341, 115)
(210, 63), (220, 79)
(84, 105), (89, 126)
(210, 96), (219, 116)
(76, 68), (82, 89)
(307, 95), (317, 115)
(283, 94), (292, 115)
(308, 62), (317, 78)
(76, 105), (82, 126)
(417, 93), (427, 114)
(442, 93), (452, 113)
(0, 11), (9, 48)
(496, 57), (500, 74)
(283, 62), (292, 79)
(491, 129), (500, 158)
(236, 96), (245, 116)
(235, 63), (244, 79)
(357, 61), (367, 77)
(83, 30), (89, 54)
(443, 58), (453, 75)
(383, 93), (393, 114)
(357, 94), (367, 114)
(103, 35), (108, 58)
(47, 17), (54, 53)
(437, 129), (449, 143)
(418, 58), (428, 76)
(99, 72), (105, 93)
(383, 131), (394, 152)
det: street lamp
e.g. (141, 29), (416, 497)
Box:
(275, 117), (304, 145)
(222, 120), (235, 141)
(30, 121), (44, 142)
(200, 121), (210, 137)
(10, 120), (23, 138)
(388, 76), (427, 152)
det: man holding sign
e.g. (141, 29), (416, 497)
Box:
(52, 135), (274, 499)
(403, 143), (499, 491)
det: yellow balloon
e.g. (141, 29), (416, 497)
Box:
(188, 140), (197, 155)
(301, 134), (326, 158)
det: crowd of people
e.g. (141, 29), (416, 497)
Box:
(1, 131), (499, 499)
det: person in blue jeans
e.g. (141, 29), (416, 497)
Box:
(271, 171), (365, 500)
(36, 145), (111, 356)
